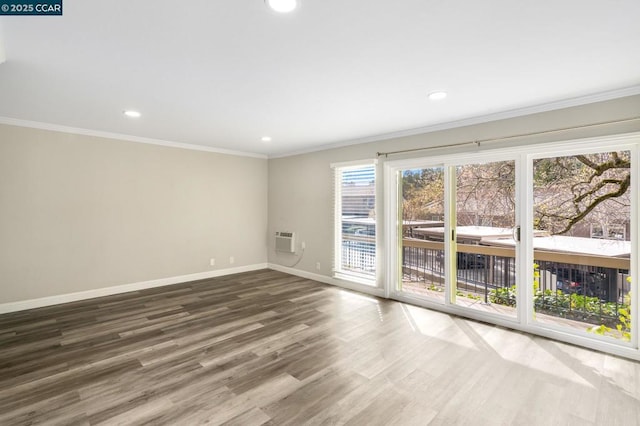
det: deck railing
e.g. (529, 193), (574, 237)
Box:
(342, 234), (631, 328)
(401, 238), (631, 327)
(341, 234), (376, 276)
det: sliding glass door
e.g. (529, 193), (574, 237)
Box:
(398, 166), (446, 303)
(530, 149), (633, 343)
(453, 160), (518, 318)
(386, 134), (638, 353)
(394, 155), (520, 321)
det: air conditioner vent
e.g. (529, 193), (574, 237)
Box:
(275, 231), (295, 253)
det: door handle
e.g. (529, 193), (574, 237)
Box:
(513, 226), (521, 242)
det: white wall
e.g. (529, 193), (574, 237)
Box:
(267, 95), (640, 284)
(1, 94), (638, 308)
(0, 124), (268, 304)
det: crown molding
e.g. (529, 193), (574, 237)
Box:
(1, 85), (638, 161)
(0, 116), (267, 159)
(270, 85), (640, 159)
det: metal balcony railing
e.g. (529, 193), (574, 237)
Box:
(400, 238), (631, 328)
(340, 234), (631, 329)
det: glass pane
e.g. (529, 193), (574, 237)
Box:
(532, 151), (632, 342)
(400, 167), (445, 302)
(339, 165), (376, 281)
(454, 160), (517, 317)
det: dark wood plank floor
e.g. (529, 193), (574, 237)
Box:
(1, 269), (639, 425)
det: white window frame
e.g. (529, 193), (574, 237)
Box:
(332, 159), (379, 286)
(383, 132), (640, 361)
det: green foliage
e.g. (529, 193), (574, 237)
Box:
(589, 324), (610, 337)
(428, 285), (482, 301)
(490, 286), (631, 336)
(593, 277), (632, 341)
(617, 306), (632, 341)
(457, 290), (481, 301)
(489, 266), (631, 340)
(489, 285), (516, 306)
(402, 168), (445, 221)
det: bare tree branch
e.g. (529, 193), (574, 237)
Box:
(551, 174), (630, 235)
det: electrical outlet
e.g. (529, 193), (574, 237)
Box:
(210, 258), (216, 266)
(229, 256), (235, 264)
(316, 262), (321, 271)
(301, 241), (306, 249)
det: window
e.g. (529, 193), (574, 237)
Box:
(333, 161), (377, 284)
(385, 136), (638, 358)
(590, 223), (627, 240)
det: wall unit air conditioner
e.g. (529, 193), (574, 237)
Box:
(275, 231), (295, 253)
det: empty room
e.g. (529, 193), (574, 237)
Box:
(1, 1), (640, 425)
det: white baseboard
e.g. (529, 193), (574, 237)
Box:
(0, 263), (268, 314)
(267, 263), (385, 298)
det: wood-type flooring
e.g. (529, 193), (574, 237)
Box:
(1, 269), (639, 425)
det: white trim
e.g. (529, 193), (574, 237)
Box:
(333, 271), (377, 287)
(374, 159), (387, 295)
(333, 165), (342, 277)
(268, 263), (386, 298)
(631, 145), (639, 348)
(382, 162), (397, 298)
(270, 85), (640, 159)
(444, 164), (455, 306)
(0, 117), (267, 159)
(530, 317), (635, 350)
(0, 263), (268, 314)
(330, 158), (378, 169)
(332, 160), (379, 286)
(521, 154), (534, 327)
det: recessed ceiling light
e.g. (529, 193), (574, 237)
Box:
(428, 91), (447, 101)
(123, 110), (141, 118)
(261, 136), (272, 142)
(265, 0), (297, 13)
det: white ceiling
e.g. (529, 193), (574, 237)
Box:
(0, 0), (639, 157)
